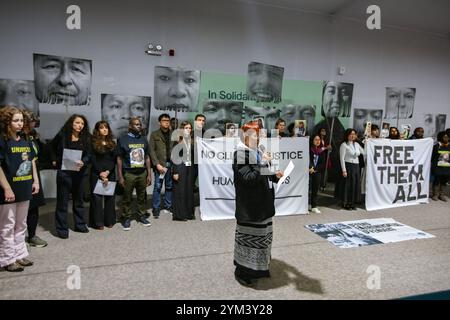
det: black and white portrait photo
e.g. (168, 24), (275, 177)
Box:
(202, 100), (243, 135)
(243, 105), (279, 131)
(101, 94), (151, 139)
(0, 79), (39, 115)
(321, 81), (354, 118)
(154, 66), (201, 112)
(33, 53), (92, 106)
(247, 62), (284, 103)
(279, 104), (300, 129)
(306, 223), (382, 249)
(299, 105), (316, 136)
(225, 123), (239, 137)
(423, 113), (435, 139)
(422, 113), (447, 139)
(384, 87), (416, 119)
(280, 104), (316, 136)
(353, 108), (383, 137)
(435, 114), (447, 134)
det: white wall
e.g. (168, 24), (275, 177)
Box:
(1, 0), (449, 196)
(1, 0), (449, 124)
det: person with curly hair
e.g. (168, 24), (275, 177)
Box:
(0, 106), (40, 271)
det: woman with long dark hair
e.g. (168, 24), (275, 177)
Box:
(171, 121), (195, 221)
(318, 127), (332, 190)
(89, 121), (117, 229)
(50, 114), (91, 239)
(388, 127), (400, 140)
(336, 128), (364, 210)
(0, 106), (40, 271)
(309, 134), (326, 213)
(232, 121), (283, 286)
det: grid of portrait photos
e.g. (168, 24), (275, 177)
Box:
(2, 50), (447, 143)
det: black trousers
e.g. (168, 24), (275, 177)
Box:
(89, 173), (116, 228)
(27, 207), (39, 238)
(27, 168), (45, 238)
(433, 174), (449, 187)
(55, 170), (88, 235)
(309, 172), (321, 208)
(338, 162), (361, 206)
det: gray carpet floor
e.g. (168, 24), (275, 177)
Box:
(1, 192), (449, 300)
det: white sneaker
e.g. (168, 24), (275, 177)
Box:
(311, 207), (321, 214)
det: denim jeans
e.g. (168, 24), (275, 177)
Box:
(152, 162), (173, 210)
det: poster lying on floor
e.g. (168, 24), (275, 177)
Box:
(305, 218), (434, 249)
(365, 138), (434, 211)
(197, 137), (309, 220)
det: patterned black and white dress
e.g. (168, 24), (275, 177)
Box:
(232, 142), (279, 282)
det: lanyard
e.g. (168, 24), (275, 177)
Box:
(314, 154), (319, 167)
(256, 151), (261, 164)
(183, 139), (191, 159)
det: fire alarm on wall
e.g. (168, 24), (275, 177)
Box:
(169, 49), (175, 56)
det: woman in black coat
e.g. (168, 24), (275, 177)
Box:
(89, 121), (117, 229)
(171, 121), (195, 221)
(50, 114), (91, 239)
(309, 134), (326, 213)
(232, 121), (283, 286)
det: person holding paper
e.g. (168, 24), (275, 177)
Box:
(117, 117), (152, 231)
(89, 121), (118, 230)
(232, 121), (283, 286)
(336, 129), (364, 210)
(309, 134), (326, 214)
(149, 113), (173, 218)
(50, 114), (91, 239)
(171, 121), (195, 221)
(0, 106), (40, 272)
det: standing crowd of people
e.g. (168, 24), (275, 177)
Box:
(0, 107), (448, 290)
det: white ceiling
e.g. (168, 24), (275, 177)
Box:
(234, 0), (450, 36)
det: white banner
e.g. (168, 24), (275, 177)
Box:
(197, 137), (309, 220)
(305, 218), (434, 249)
(365, 138), (433, 211)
